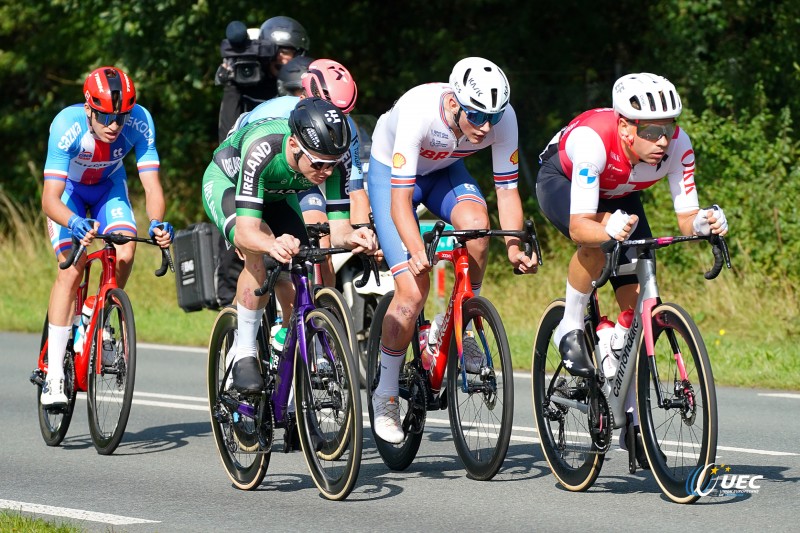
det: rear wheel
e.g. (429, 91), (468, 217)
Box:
(295, 308), (362, 500)
(207, 306), (270, 490)
(447, 297), (513, 480)
(531, 299), (604, 491)
(37, 314), (77, 446)
(638, 302), (718, 504)
(366, 291), (425, 471)
(87, 289), (136, 455)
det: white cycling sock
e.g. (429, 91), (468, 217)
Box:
(374, 343), (405, 397)
(235, 304), (264, 364)
(554, 281), (590, 346)
(47, 324), (71, 382)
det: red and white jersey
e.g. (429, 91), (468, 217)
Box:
(554, 108), (699, 215)
(370, 82), (519, 189)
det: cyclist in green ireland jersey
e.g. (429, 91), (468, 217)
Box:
(202, 97), (377, 392)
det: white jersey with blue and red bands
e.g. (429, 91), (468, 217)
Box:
(555, 108), (699, 215)
(43, 104), (159, 186)
(370, 83), (519, 190)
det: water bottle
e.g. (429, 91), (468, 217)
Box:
(270, 321), (287, 368)
(74, 296), (96, 354)
(421, 314), (445, 371)
(611, 309), (634, 353)
(596, 316), (617, 377)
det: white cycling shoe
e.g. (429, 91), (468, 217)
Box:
(372, 392), (404, 444)
(41, 377), (67, 406)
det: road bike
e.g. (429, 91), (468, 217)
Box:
(531, 233), (731, 503)
(31, 233), (173, 455)
(366, 220), (541, 480)
(207, 245), (374, 500)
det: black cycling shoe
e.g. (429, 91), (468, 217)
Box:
(231, 357), (264, 394)
(558, 329), (595, 378)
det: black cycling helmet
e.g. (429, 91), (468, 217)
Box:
(288, 97), (351, 157)
(278, 55), (315, 96)
(259, 16), (310, 58)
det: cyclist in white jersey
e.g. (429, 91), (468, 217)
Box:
(368, 57), (538, 443)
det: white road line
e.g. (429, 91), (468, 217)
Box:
(759, 392), (800, 399)
(0, 499), (159, 525)
(137, 342), (205, 354)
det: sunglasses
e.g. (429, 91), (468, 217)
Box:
(297, 142), (342, 171)
(93, 109), (130, 127)
(632, 120), (677, 142)
(459, 103), (504, 127)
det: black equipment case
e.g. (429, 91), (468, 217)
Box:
(173, 223), (221, 312)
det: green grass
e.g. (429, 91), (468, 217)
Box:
(0, 511), (84, 532)
(2, 190), (798, 390)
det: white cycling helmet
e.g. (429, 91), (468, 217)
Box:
(449, 57), (510, 113)
(612, 73), (682, 120)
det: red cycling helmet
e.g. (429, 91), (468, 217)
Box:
(83, 66), (136, 113)
(302, 59), (358, 114)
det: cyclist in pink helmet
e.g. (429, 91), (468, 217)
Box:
(302, 59), (358, 114)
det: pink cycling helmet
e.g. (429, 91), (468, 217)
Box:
(301, 59), (358, 114)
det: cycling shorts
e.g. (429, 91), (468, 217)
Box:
(47, 170), (136, 257)
(202, 165), (308, 247)
(297, 186), (326, 214)
(367, 159), (487, 277)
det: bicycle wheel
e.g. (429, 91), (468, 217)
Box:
(638, 302), (718, 504)
(366, 291), (425, 471)
(87, 288), (136, 455)
(315, 286), (360, 384)
(446, 296), (513, 480)
(531, 299), (604, 491)
(294, 308), (362, 500)
(207, 306), (270, 490)
(37, 314), (77, 446)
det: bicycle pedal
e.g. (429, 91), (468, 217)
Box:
(30, 370), (44, 386)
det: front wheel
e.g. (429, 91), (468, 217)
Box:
(207, 306), (270, 490)
(447, 296), (513, 480)
(295, 308), (362, 500)
(315, 286), (360, 386)
(37, 314), (77, 446)
(366, 291), (425, 471)
(87, 288), (136, 455)
(531, 299), (604, 491)
(638, 302), (718, 504)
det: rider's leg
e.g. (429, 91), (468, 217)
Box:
(449, 199), (489, 295)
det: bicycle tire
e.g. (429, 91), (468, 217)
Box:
(531, 299), (604, 491)
(295, 307), (362, 500)
(87, 288), (136, 455)
(207, 306), (271, 489)
(638, 302), (718, 504)
(446, 296), (513, 480)
(366, 291), (424, 471)
(315, 286), (360, 386)
(37, 314), (77, 446)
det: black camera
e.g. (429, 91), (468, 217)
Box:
(215, 21), (270, 87)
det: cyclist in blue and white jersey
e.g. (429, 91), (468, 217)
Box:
(40, 66), (173, 406)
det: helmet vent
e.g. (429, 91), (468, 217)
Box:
(462, 68), (471, 86)
(646, 93), (656, 112)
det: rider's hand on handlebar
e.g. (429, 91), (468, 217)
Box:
(693, 205), (728, 237)
(68, 215), (99, 247)
(408, 250), (431, 276)
(508, 244), (538, 274)
(346, 226), (379, 255)
(148, 219), (175, 248)
(268, 233), (301, 263)
(605, 209), (639, 241)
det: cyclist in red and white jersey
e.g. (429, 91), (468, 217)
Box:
(536, 72), (728, 456)
(40, 66), (173, 406)
(368, 57), (538, 443)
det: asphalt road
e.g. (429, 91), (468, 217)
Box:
(1, 331), (798, 532)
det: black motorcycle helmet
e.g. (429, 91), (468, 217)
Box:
(278, 55), (315, 96)
(259, 16), (310, 58)
(288, 97), (351, 157)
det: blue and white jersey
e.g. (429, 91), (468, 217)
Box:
(43, 104), (159, 185)
(236, 96), (364, 192)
